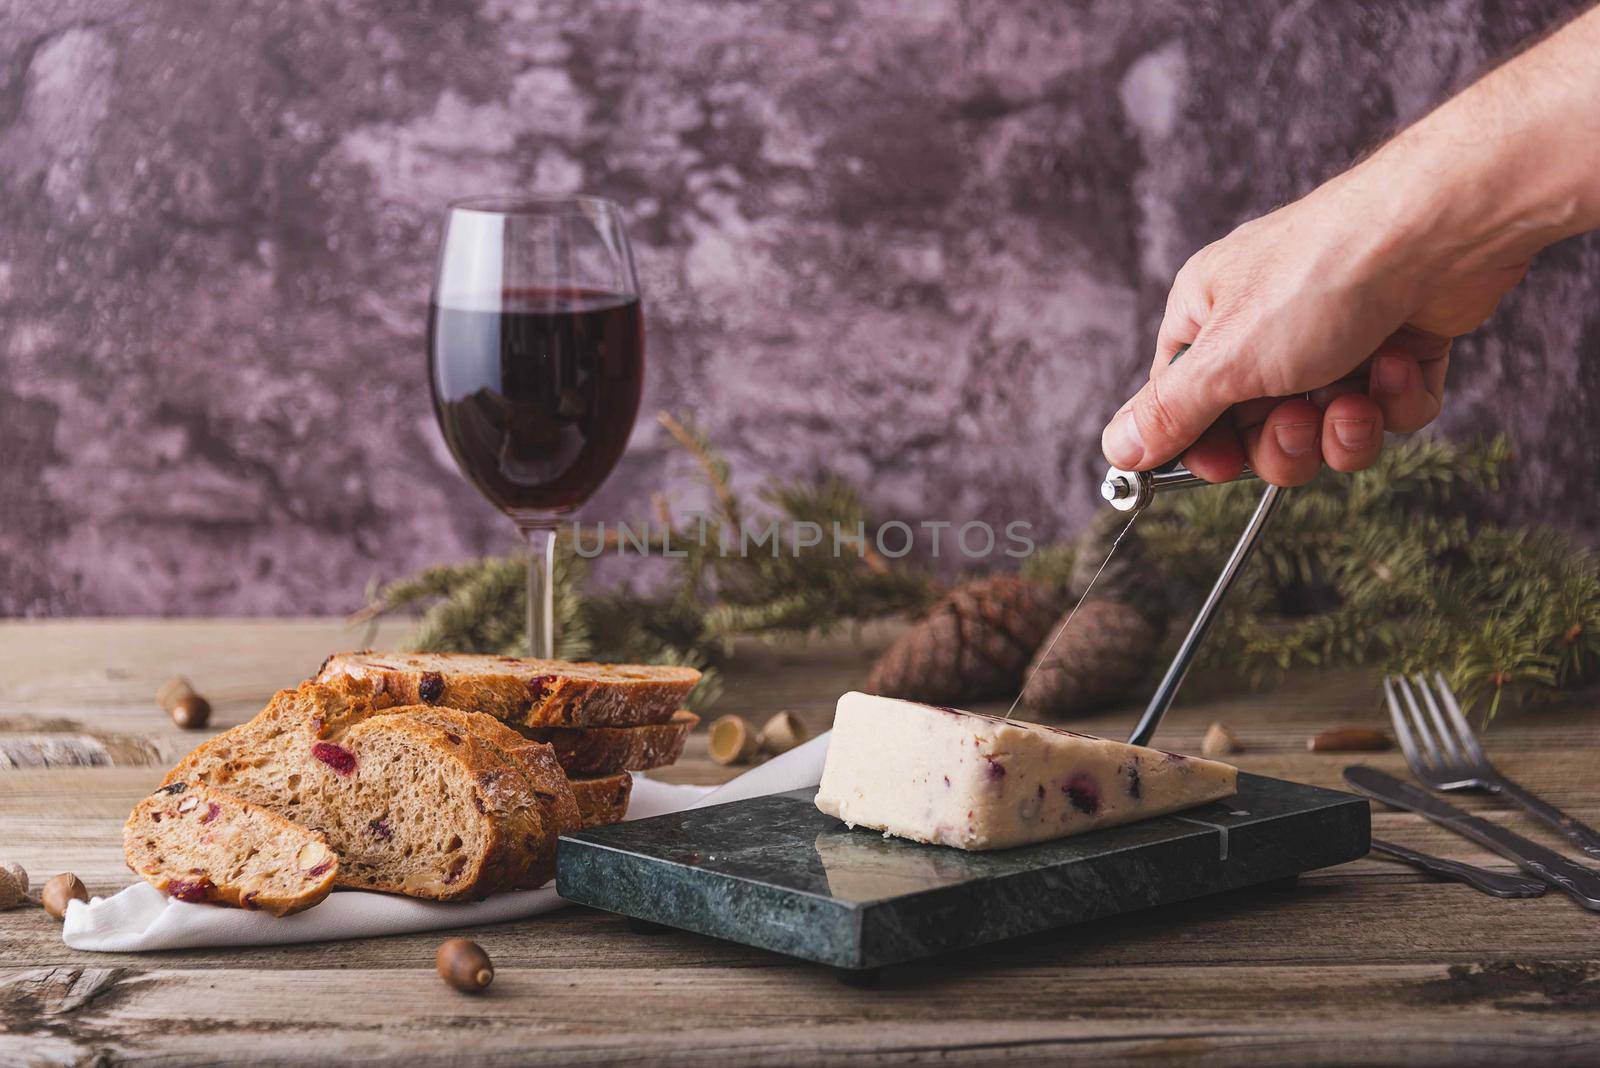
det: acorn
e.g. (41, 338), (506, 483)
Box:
(713, 713), (761, 764)
(41, 873), (88, 920)
(437, 938), (494, 993)
(708, 715), (759, 765)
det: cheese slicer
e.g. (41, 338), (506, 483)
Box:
(1008, 458), (1281, 746)
(1107, 463), (1281, 746)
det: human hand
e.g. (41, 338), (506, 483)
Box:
(1100, 168), (1531, 486)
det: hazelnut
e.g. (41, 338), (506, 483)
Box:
(436, 938), (494, 993)
(158, 676), (211, 729)
(41, 873), (88, 920)
(0, 862), (29, 910)
(171, 694), (211, 730)
(757, 712), (809, 756)
(296, 841), (335, 878)
(707, 715), (758, 766)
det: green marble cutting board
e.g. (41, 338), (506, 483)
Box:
(557, 773), (1370, 971)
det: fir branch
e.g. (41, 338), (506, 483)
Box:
(1137, 434), (1595, 719)
(367, 427), (1595, 724)
(364, 414), (939, 709)
(658, 411), (740, 529)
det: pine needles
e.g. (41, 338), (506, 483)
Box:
(1140, 436), (1597, 720)
(364, 422), (1597, 722)
(362, 413), (937, 709)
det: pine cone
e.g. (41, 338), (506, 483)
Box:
(1070, 509), (1170, 623)
(866, 576), (1060, 705)
(1018, 600), (1161, 719)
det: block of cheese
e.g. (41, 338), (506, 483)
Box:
(815, 692), (1239, 850)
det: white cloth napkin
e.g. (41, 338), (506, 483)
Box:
(63, 731), (831, 952)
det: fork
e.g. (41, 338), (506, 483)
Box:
(1384, 672), (1600, 859)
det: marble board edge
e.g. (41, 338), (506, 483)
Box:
(557, 773), (1371, 970)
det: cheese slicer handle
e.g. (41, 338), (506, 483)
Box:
(1101, 462), (1260, 512)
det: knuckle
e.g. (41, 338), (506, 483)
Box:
(1173, 253), (1207, 289)
(1183, 345), (1250, 406)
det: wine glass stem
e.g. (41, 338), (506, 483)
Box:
(521, 523), (558, 660)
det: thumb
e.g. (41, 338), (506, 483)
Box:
(1100, 348), (1232, 470)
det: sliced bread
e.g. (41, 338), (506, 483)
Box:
(520, 711), (699, 775)
(316, 651), (699, 728)
(124, 782), (337, 916)
(569, 771), (633, 828)
(394, 705), (581, 888)
(164, 682), (571, 900)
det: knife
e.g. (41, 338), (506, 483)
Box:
(1344, 765), (1600, 912)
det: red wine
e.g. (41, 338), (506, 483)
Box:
(428, 288), (644, 517)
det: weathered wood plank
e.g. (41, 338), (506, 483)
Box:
(0, 618), (408, 703)
(3, 872), (1597, 974)
(2, 962), (1598, 1067)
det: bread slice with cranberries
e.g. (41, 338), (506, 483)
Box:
(124, 782), (338, 916)
(164, 682), (575, 900)
(316, 651), (700, 728)
(328, 680), (584, 884)
(569, 771), (633, 828)
(392, 705), (581, 888)
(520, 711), (699, 775)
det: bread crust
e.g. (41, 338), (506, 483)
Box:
(316, 651), (699, 728)
(568, 772), (633, 828)
(520, 711), (699, 775)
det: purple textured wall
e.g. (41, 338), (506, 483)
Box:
(4, 0), (1598, 616)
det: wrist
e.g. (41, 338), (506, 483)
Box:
(1356, 15), (1600, 275)
(1378, 124), (1585, 272)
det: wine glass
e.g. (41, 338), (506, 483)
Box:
(428, 195), (644, 659)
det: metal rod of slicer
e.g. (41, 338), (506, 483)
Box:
(1099, 463), (1283, 747)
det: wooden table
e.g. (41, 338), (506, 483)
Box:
(4, 619), (1600, 1066)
